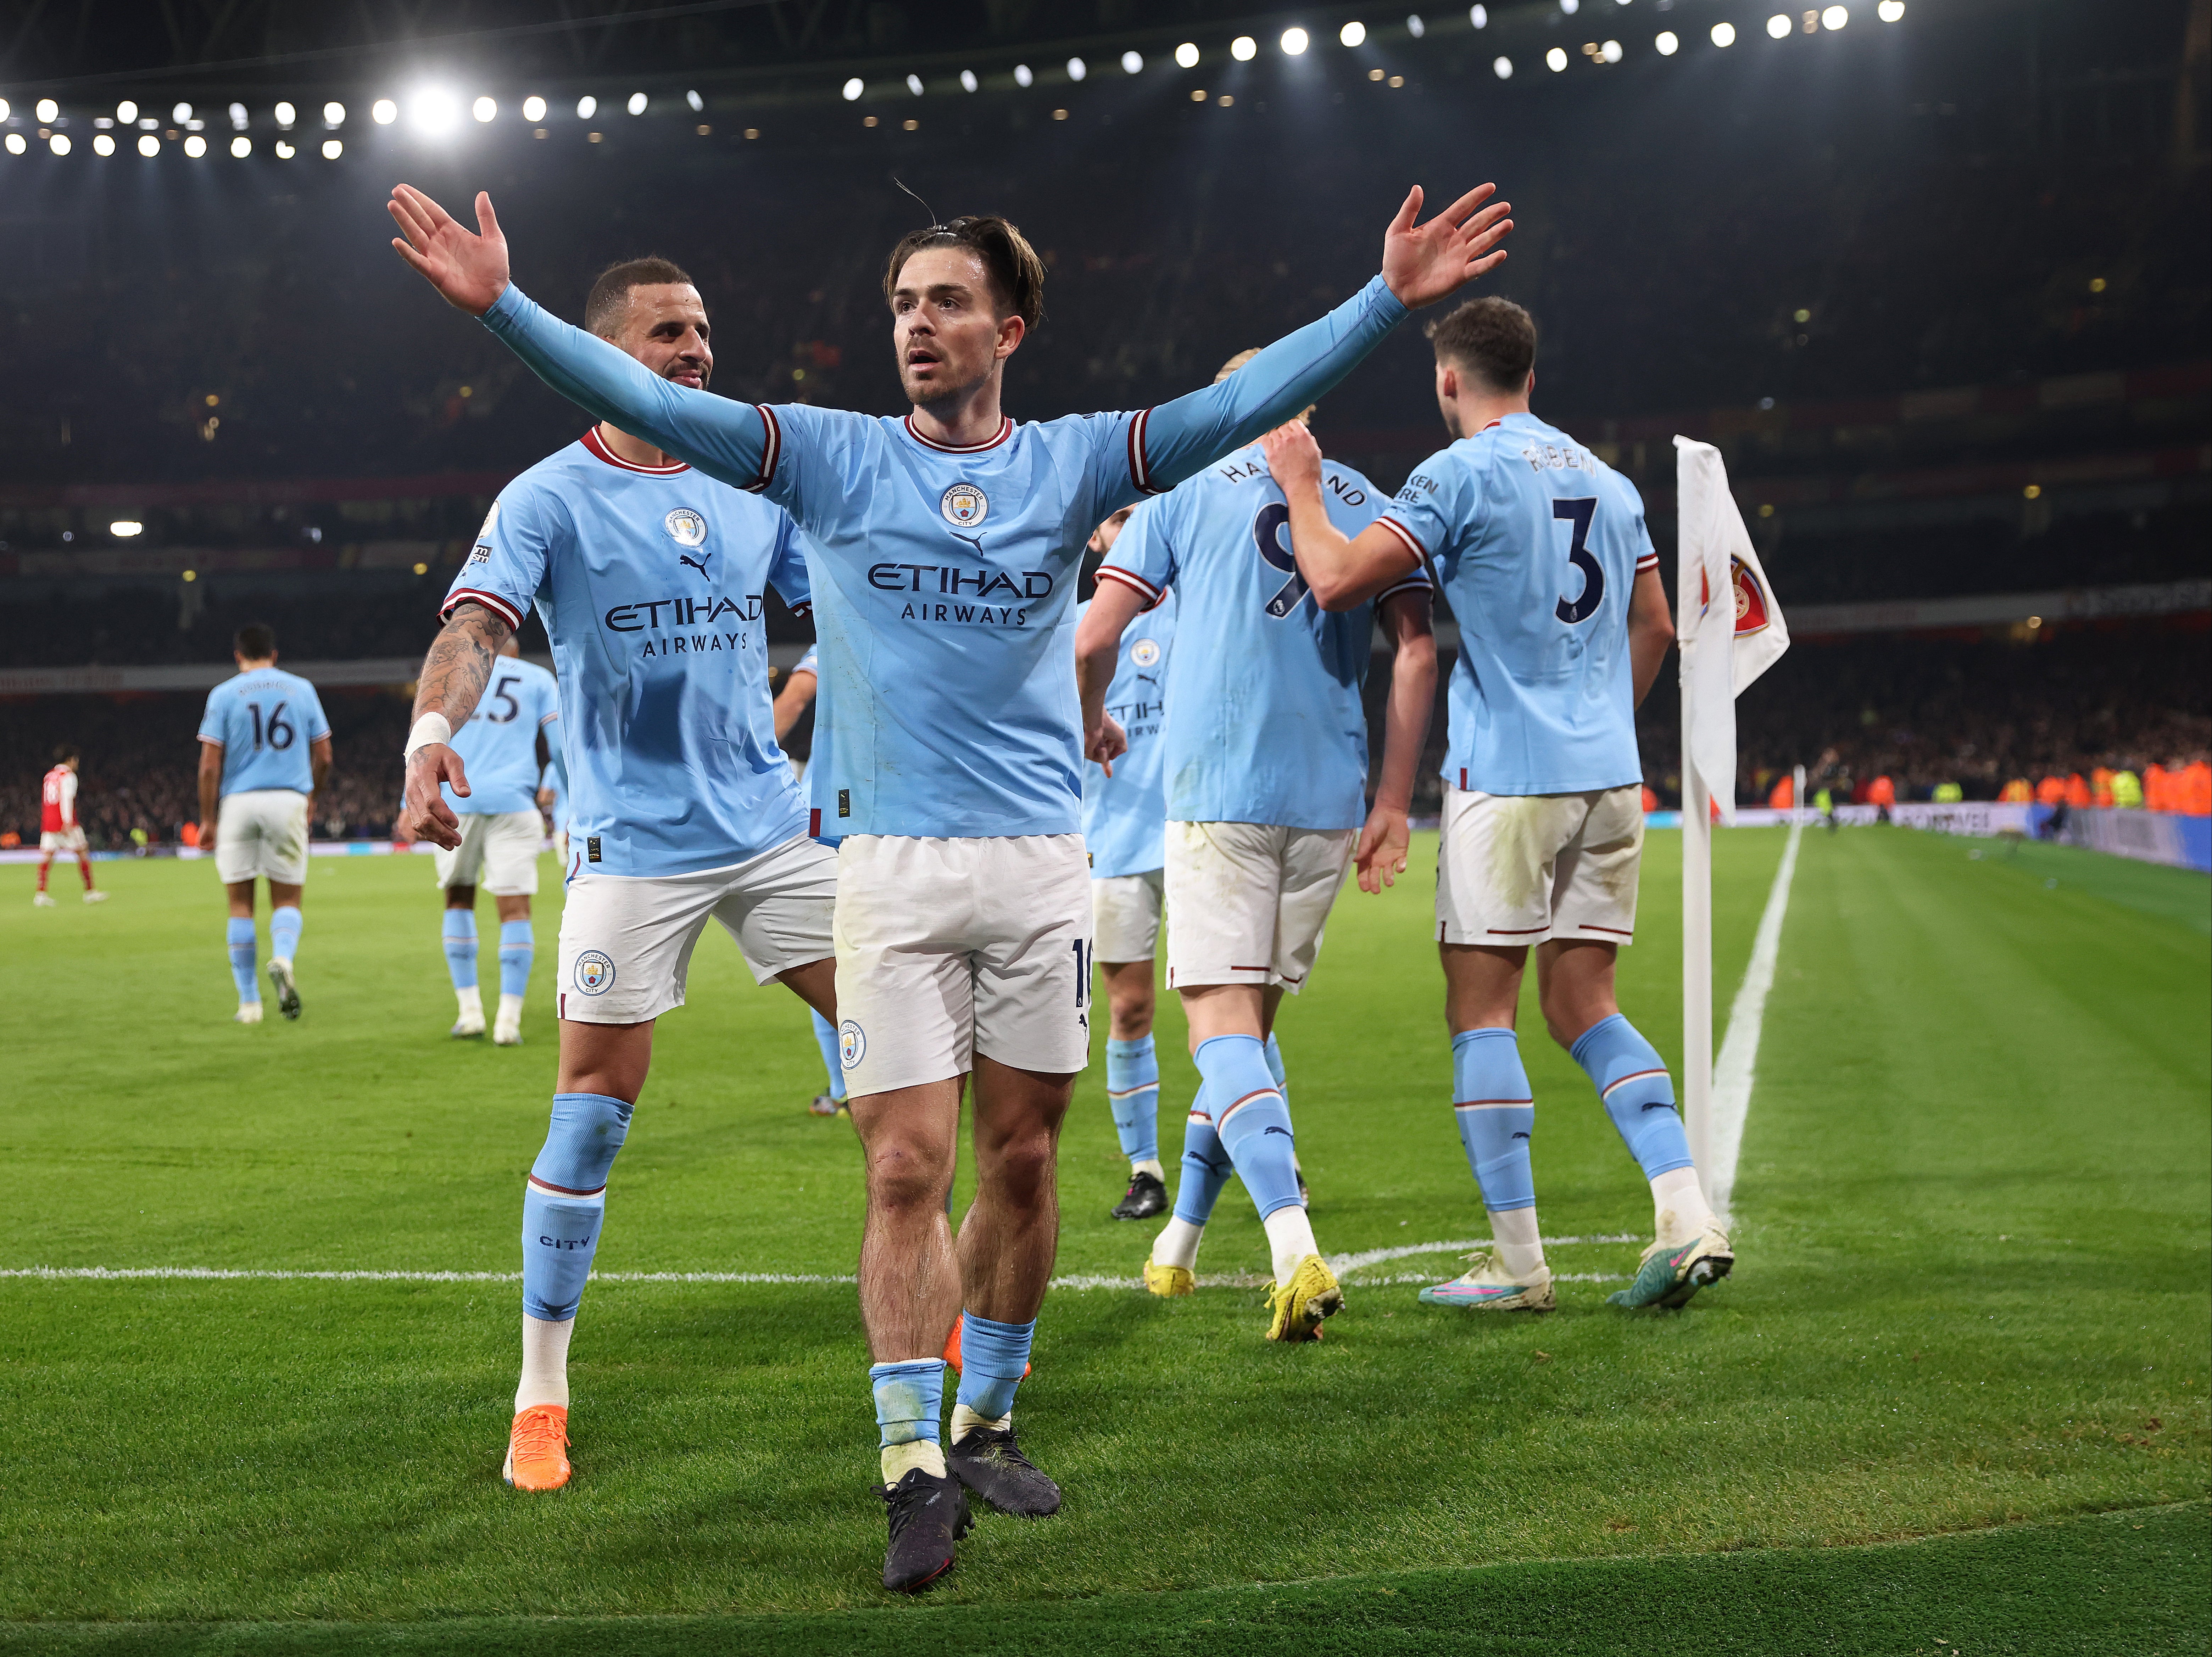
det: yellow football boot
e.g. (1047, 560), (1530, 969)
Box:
(1265, 1253), (1343, 1341)
(503, 1403), (572, 1491)
(1142, 1256), (1195, 1297)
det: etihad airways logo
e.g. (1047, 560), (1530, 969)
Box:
(603, 594), (763, 632)
(869, 562), (1054, 629)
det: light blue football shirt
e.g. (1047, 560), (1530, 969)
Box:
(1379, 412), (1659, 797)
(1100, 445), (1429, 831)
(444, 656), (559, 816)
(481, 275), (1411, 840)
(1079, 591), (1176, 878)
(197, 667), (331, 797)
(441, 426), (813, 878)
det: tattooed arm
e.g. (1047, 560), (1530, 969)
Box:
(398, 600), (513, 847)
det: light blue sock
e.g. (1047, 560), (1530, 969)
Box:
(520, 1092), (633, 1322)
(1571, 1013), (1694, 1179)
(1172, 1081), (1233, 1225)
(1199, 1034), (1302, 1220)
(269, 904), (302, 965)
(498, 919), (534, 998)
(441, 909), (479, 992)
(872, 1359), (946, 1454)
(225, 916), (259, 1003)
(1264, 1032), (1289, 1104)
(952, 1312), (1035, 1422)
(1105, 1035), (1161, 1166)
(1452, 1028), (1537, 1210)
(810, 1010), (846, 1102)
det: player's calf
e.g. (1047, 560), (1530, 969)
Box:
(442, 910), (483, 1036)
(494, 919), (533, 1044)
(225, 917), (261, 1020)
(1145, 1081), (1228, 1291)
(1426, 1027), (1551, 1306)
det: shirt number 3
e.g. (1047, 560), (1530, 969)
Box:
(1553, 497), (1603, 625)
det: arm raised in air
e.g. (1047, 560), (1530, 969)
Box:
(386, 185), (769, 489)
(1127, 185), (1511, 503)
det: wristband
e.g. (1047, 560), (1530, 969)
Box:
(405, 713), (452, 758)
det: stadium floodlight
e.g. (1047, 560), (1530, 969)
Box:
(1175, 41), (1200, 67)
(273, 101), (294, 127)
(1877, 0), (1904, 17)
(1407, 12), (1426, 36)
(322, 138), (342, 158)
(134, 133), (157, 156)
(960, 69), (978, 91)
(1470, 6), (1489, 26)
(48, 133), (72, 154)
(1231, 34), (1257, 60)
(372, 99), (397, 124)
(1067, 56), (1087, 80)
(1601, 38), (1623, 60)
(183, 134), (205, 157)
(1014, 63), (1034, 86)
(1282, 27), (1309, 54)
(473, 97), (496, 122)
(36, 97), (60, 122)
(412, 90), (459, 134)
(626, 92), (647, 115)
(171, 101), (191, 122)
(1822, 4), (1848, 26)
(3, 133), (23, 155)
(117, 99), (137, 122)
(577, 95), (598, 118)
(1559, 0), (1577, 13)
(523, 95), (547, 121)
(229, 102), (248, 128)
(110, 520), (144, 537)
(1339, 21), (1365, 46)
(230, 135), (250, 157)
(686, 89), (703, 111)
(274, 140), (294, 158)
(94, 133), (116, 155)
(323, 100), (345, 125)
(841, 78), (863, 101)
(1122, 50), (1144, 73)
(907, 74), (924, 95)
(1493, 55), (1513, 77)
(1656, 29), (1679, 52)
(1711, 21), (1737, 44)
(1547, 46), (1568, 70)
(1766, 13), (1791, 37)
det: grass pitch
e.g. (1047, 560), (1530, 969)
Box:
(3, 828), (2205, 1651)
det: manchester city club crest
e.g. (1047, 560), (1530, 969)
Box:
(940, 482), (989, 528)
(573, 951), (617, 995)
(838, 1019), (867, 1071)
(1131, 638), (1161, 668)
(663, 508), (708, 547)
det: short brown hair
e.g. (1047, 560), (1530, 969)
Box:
(1426, 296), (1537, 393)
(234, 623), (277, 660)
(585, 257), (697, 340)
(882, 216), (1046, 329)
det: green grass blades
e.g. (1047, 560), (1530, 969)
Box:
(1, 830), (2205, 1630)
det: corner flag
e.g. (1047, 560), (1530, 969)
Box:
(1673, 435), (1790, 1183)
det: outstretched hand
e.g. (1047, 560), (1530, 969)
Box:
(1380, 183), (1513, 310)
(388, 185), (511, 317)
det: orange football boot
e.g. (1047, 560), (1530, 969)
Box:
(503, 1403), (572, 1491)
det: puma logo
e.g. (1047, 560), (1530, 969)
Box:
(950, 531), (986, 557)
(1263, 1125), (1293, 1138)
(679, 551), (713, 578)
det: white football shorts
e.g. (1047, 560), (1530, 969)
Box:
(1092, 867), (1165, 963)
(1435, 783), (1644, 947)
(556, 833), (837, 1025)
(432, 808), (544, 896)
(833, 833), (1092, 1097)
(39, 827), (87, 855)
(1163, 820), (1356, 993)
(213, 789), (310, 886)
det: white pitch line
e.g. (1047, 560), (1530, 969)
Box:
(0, 1235), (1647, 1293)
(1707, 819), (1804, 1223)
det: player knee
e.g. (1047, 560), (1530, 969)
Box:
(977, 1129), (1057, 1211)
(865, 1133), (954, 1212)
(530, 1092), (634, 1192)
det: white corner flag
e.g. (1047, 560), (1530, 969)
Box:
(1673, 436), (1789, 1180)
